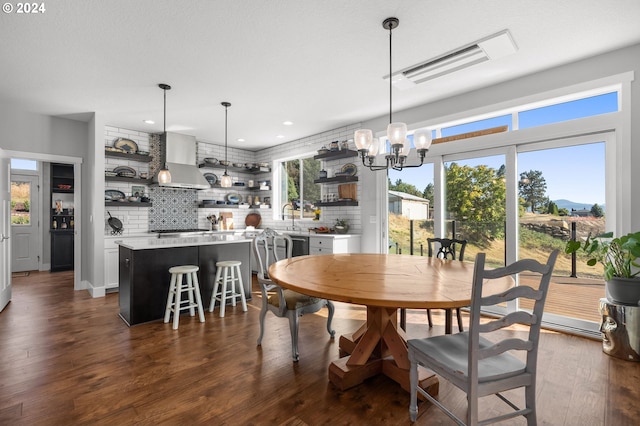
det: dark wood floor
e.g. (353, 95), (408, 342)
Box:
(1, 271), (639, 425)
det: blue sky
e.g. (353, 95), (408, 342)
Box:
(389, 92), (615, 206)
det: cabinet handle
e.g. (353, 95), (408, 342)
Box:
(0, 234), (9, 242)
(125, 258), (130, 267)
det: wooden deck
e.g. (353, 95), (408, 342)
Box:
(404, 274), (605, 326)
(522, 275), (605, 323)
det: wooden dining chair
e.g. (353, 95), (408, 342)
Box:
(253, 228), (335, 362)
(408, 250), (559, 425)
(400, 237), (468, 333)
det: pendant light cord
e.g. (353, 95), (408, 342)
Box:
(389, 23), (393, 125)
(221, 101), (231, 176)
(224, 104), (228, 174)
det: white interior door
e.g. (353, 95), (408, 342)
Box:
(11, 174), (40, 272)
(0, 149), (12, 312)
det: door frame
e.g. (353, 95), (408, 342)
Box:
(3, 150), (82, 290)
(0, 148), (12, 312)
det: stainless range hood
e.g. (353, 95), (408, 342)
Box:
(153, 132), (210, 190)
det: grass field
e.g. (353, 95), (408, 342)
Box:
(388, 212), (606, 279)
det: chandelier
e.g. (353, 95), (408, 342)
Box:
(354, 17), (432, 171)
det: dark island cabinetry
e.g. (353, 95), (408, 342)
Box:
(118, 241), (252, 326)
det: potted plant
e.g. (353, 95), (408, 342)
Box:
(565, 231), (640, 304)
(334, 218), (349, 234)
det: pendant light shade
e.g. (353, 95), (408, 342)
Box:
(158, 83), (172, 183)
(220, 101), (233, 188)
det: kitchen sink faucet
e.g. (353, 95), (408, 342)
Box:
(281, 203), (298, 231)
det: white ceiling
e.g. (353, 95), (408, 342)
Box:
(2, 0), (640, 151)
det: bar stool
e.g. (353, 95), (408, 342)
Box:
(164, 265), (205, 330)
(209, 260), (247, 317)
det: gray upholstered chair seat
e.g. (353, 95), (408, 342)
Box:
(267, 290), (322, 310)
(408, 332), (526, 382)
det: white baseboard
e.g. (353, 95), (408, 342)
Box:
(84, 280), (106, 298)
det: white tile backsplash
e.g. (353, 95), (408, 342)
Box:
(104, 123), (362, 235)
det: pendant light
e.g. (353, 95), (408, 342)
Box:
(220, 101), (232, 188)
(157, 83), (172, 184)
(354, 17), (432, 172)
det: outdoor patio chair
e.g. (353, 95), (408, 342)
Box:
(400, 237), (468, 333)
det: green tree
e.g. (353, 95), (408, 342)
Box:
(445, 163), (506, 244)
(591, 203), (604, 218)
(558, 207), (570, 216)
(389, 178), (422, 198)
(546, 200), (559, 215)
(286, 174), (298, 202)
(519, 170), (547, 213)
(422, 183), (434, 205)
(302, 157), (321, 206)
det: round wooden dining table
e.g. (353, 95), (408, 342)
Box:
(268, 253), (513, 394)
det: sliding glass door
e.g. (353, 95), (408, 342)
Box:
(517, 139), (607, 332)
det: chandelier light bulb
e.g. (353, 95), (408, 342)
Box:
(354, 129), (373, 151)
(387, 122), (407, 147)
(368, 137), (380, 157)
(413, 129), (432, 150)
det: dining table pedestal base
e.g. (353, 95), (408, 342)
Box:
(328, 306), (439, 398)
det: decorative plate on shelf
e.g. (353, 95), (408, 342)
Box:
(113, 166), (137, 178)
(113, 138), (138, 153)
(341, 163), (357, 176)
(105, 189), (126, 201)
(226, 193), (242, 204)
(203, 173), (218, 186)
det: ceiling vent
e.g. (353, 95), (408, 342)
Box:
(387, 29), (518, 90)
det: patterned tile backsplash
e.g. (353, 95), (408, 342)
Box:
(148, 187), (199, 230)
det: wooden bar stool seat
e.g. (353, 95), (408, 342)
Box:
(163, 265), (205, 330)
(209, 260), (247, 317)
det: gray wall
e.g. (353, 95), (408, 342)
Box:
(0, 104), (88, 156)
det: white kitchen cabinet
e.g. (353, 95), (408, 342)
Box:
(104, 248), (119, 290)
(104, 236), (128, 290)
(309, 235), (360, 255)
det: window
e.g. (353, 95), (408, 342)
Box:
(11, 179), (32, 225)
(441, 115), (512, 138)
(11, 158), (38, 171)
(278, 156), (322, 220)
(518, 92), (618, 129)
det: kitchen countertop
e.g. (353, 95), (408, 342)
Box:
(116, 233), (251, 250)
(110, 228), (360, 250)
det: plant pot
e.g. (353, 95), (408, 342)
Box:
(606, 277), (640, 305)
(334, 225), (349, 234)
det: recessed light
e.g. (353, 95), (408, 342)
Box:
(283, 121), (293, 126)
(237, 138), (245, 142)
(276, 135), (284, 139)
(143, 119), (155, 124)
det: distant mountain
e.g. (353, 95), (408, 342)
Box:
(553, 199), (605, 212)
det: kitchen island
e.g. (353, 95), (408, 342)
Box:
(117, 234), (252, 326)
